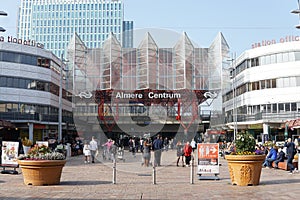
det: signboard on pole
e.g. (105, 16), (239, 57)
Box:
(197, 143), (219, 175)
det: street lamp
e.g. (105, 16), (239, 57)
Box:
(58, 54), (68, 142)
(292, 0), (300, 28)
(227, 55), (237, 141)
(0, 11), (7, 32)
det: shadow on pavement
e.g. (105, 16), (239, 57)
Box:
(261, 178), (300, 185)
(61, 180), (112, 185)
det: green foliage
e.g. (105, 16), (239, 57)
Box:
(234, 131), (256, 154)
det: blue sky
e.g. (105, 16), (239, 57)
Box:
(1, 0), (299, 55)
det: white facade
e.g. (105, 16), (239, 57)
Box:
(223, 40), (300, 139)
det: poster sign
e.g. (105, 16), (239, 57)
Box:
(1, 141), (19, 165)
(197, 143), (219, 175)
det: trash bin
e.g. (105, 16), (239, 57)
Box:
(65, 143), (71, 157)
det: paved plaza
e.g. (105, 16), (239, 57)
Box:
(1, 149), (300, 199)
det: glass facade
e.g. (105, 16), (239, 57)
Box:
(68, 31), (229, 96)
(18, 0), (129, 57)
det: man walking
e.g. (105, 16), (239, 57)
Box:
(284, 138), (296, 174)
(89, 136), (98, 163)
(153, 135), (163, 166)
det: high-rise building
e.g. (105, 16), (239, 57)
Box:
(122, 21), (133, 48)
(17, 0), (133, 57)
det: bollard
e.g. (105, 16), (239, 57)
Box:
(190, 156), (194, 184)
(112, 160), (116, 184)
(152, 165), (156, 184)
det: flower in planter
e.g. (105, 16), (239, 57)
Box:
(233, 131), (257, 155)
(18, 144), (65, 160)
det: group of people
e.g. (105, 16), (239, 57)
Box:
(176, 139), (197, 167)
(82, 136), (98, 164)
(262, 138), (298, 174)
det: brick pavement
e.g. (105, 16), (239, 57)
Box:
(1, 149), (300, 199)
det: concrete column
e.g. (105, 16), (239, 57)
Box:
(28, 123), (34, 141)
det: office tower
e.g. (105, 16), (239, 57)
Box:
(122, 21), (133, 48)
(18, 0), (132, 57)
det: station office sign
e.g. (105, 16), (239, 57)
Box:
(197, 143), (219, 175)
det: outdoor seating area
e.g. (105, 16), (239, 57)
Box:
(271, 159), (298, 171)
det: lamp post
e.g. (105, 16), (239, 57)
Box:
(227, 56), (237, 141)
(0, 11), (7, 32)
(58, 54), (68, 142)
(292, 0), (300, 28)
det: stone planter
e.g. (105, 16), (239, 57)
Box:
(225, 155), (265, 186)
(17, 160), (66, 186)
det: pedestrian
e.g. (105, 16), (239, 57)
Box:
(83, 141), (91, 164)
(152, 135), (163, 166)
(110, 140), (118, 162)
(184, 141), (193, 167)
(176, 141), (184, 167)
(143, 138), (152, 167)
(89, 136), (98, 163)
(190, 138), (197, 152)
(284, 138), (297, 174)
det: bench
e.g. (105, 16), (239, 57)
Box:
(272, 160), (298, 171)
(1, 164), (19, 175)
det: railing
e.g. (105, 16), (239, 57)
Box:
(226, 112), (300, 123)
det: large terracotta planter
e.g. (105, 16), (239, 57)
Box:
(17, 160), (66, 186)
(225, 155), (265, 186)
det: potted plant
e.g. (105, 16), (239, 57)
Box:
(21, 137), (33, 155)
(225, 131), (265, 186)
(17, 144), (66, 186)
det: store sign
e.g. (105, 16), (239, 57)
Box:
(0, 36), (44, 49)
(252, 35), (300, 49)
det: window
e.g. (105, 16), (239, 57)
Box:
(285, 103), (290, 112)
(291, 103), (297, 111)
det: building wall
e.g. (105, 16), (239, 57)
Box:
(223, 41), (300, 135)
(18, 0), (125, 57)
(0, 42), (73, 126)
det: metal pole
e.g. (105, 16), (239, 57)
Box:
(58, 54), (63, 142)
(152, 165), (156, 184)
(112, 159), (116, 184)
(190, 156), (194, 184)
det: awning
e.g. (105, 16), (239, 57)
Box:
(286, 118), (300, 129)
(0, 119), (15, 128)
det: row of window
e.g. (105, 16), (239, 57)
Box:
(32, 10), (123, 19)
(224, 77), (300, 102)
(34, 2), (122, 12)
(0, 102), (72, 118)
(0, 51), (51, 68)
(227, 102), (299, 117)
(231, 51), (300, 77)
(33, 25), (121, 36)
(0, 76), (72, 102)
(32, 18), (122, 28)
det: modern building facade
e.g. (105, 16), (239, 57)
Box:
(17, 0), (132, 57)
(67, 31), (229, 141)
(223, 38), (300, 141)
(0, 40), (74, 143)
